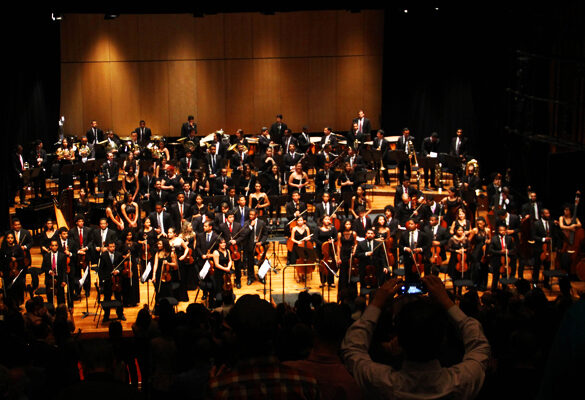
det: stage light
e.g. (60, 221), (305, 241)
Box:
(403, 9), (408, 13)
(51, 13), (63, 21)
(104, 13), (119, 20)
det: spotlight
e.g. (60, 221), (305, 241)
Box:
(403, 9), (408, 13)
(51, 12), (63, 21)
(104, 13), (119, 20)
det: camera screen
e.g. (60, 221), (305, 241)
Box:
(406, 285), (423, 294)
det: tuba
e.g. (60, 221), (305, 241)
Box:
(466, 159), (479, 177)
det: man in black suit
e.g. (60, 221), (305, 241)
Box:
(396, 127), (415, 185)
(418, 195), (443, 228)
(353, 207), (372, 239)
(11, 218), (34, 290)
(395, 193), (415, 227)
(55, 228), (75, 307)
(345, 147), (365, 171)
(192, 211), (216, 234)
(352, 109), (372, 140)
(205, 145), (222, 179)
(234, 195), (251, 227)
(320, 127), (338, 149)
(69, 215), (94, 298)
(101, 152), (119, 200)
(281, 129), (297, 154)
(373, 129), (390, 185)
(181, 115), (197, 137)
(421, 132), (441, 189)
(179, 149), (197, 182)
(213, 168), (232, 196)
(149, 202), (173, 237)
(449, 128), (468, 159)
(394, 180), (419, 209)
(489, 223), (517, 290)
(269, 114), (287, 146)
(149, 179), (169, 210)
(296, 126), (312, 154)
(223, 187), (238, 211)
(219, 212), (244, 288)
(283, 143), (303, 173)
(242, 209), (268, 285)
(313, 192), (338, 222)
(422, 215), (450, 274)
(400, 219), (431, 282)
(134, 120), (152, 145)
(29, 139), (48, 198)
(181, 182), (197, 206)
(93, 218), (118, 264)
(214, 203), (231, 230)
(355, 228), (387, 292)
(11, 145), (26, 206)
(532, 208), (554, 288)
(285, 191), (308, 225)
(41, 239), (68, 306)
(314, 163), (337, 197)
(492, 187), (515, 213)
(169, 193), (192, 231)
(520, 191), (543, 222)
(86, 120), (104, 145)
(98, 240), (126, 322)
(196, 220), (219, 300)
(231, 145), (251, 179)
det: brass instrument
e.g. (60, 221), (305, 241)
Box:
(78, 144), (90, 158)
(466, 159), (479, 177)
(408, 140), (421, 187)
(435, 162), (443, 189)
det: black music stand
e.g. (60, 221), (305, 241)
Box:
(420, 156), (439, 189)
(441, 154), (463, 185)
(294, 246), (318, 291)
(100, 180), (120, 202)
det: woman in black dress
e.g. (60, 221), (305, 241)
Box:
(350, 185), (371, 219)
(315, 216), (338, 288)
(121, 192), (140, 233)
(287, 162), (309, 196)
(249, 182), (270, 223)
(337, 162), (356, 218)
(167, 227), (190, 302)
(106, 197), (125, 238)
(468, 217), (491, 290)
(119, 230), (140, 307)
(122, 164), (140, 203)
(337, 219), (358, 296)
(151, 238), (177, 305)
(137, 217), (158, 278)
(447, 226), (470, 295)
(211, 238), (233, 307)
(264, 164), (282, 225)
(40, 218), (58, 256)
(1, 232), (25, 305)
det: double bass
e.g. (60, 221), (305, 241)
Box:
(320, 238), (339, 277)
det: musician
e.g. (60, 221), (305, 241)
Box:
(101, 152), (119, 201)
(449, 208), (472, 237)
(269, 114), (287, 146)
(350, 186), (372, 219)
(139, 167), (156, 207)
(423, 215), (450, 274)
(234, 195), (250, 227)
(97, 239), (126, 321)
(264, 164), (282, 226)
(337, 220), (358, 294)
(286, 191), (308, 227)
(486, 173), (502, 208)
(440, 187), (464, 227)
(353, 206), (372, 239)
(205, 145), (222, 179)
(316, 216), (339, 288)
(421, 132), (440, 189)
(232, 144), (252, 178)
(243, 209), (268, 285)
(56, 139), (76, 193)
(419, 195), (443, 228)
(211, 238), (234, 307)
(313, 192), (338, 222)
(373, 130), (390, 185)
(258, 126), (272, 153)
(394, 180), (419, 209)
(345, 123), (359, 149)
(283, 143), (302, 174)
(395, 193), (415, 227)
(180, 149), (197, 182)
(383, 206), (400, 237)
(219, 212), (243, 289)
(345, 147), (365, 171)
(320, 127), (338, 148)
(288, 163), (309, 195)
(150, 179), (169, 209)
(356, 228), (387, 293)
(223, 187), (238, 211)
(468, 217), (491, 291)
(119, 230), (140, 306)
(169, 192), (192, 231)
(447, 226), (470, 294)
(69, 215), (93, 299)
(28, 139), (48, 198)
(400, 218), (431, 282)
(521, 191), (543, 221)
(316, 144), (335, 171)
(181, 115), (197, 137)
(297, 126), (312, 153)
(86, 120), (104, 145)
(282, 129), (297, 154)
(461, 179), (478, 226)
(533, 208), (554, 289)
(496, 209), (521, 280)
(167, 227), (190, 302)
(491, 186), (515, 212)
(105, 197), (125, 236)
(449, 128), (468, 160)
(489, 223), (517, 290)
(134, 120), (152, 145)
(10, 218), (33, 290)
(192, 169), (211, 196)
(213, 203), (230, 229)
(1, 232), (25, 305)
(315, 162), (337, 197)
(289, 214), (312, 273)
(196, 221), (219, 300)
(337, 163), (356, 218)
(237, 164), (256, 197)
(93, 218), (118, 264)
(105, 130), (121, 154)
(249, 182), (270, 220)
(149, 202), (173, 237)
(373, 215), (392, 267)
(231, 129), (248, 147)
(41, 239), (68, 306)
(151, 238), (178, 305)
(396, 127), (415, 184)
(212, 168), (232, 196)
(352, 109), (372, 139)
(122, 165), (140, 204)
(559, 203), (582, 273)
(56, 228), (74, 290)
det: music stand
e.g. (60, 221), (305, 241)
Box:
(101, 180), (120, 202)
(420, 156), (439, 189)
(294, 245), (318, 291)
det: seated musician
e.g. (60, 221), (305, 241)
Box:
(219, 212), (243, 289)
(315, 162), (337, 198)
(315, 215), (338, 288)
(98, 240), (126, 322)
(422, 215), (450, 275)
(355, 228), (387, 294)
(243, 209), (268, 285)
(400, 218), (430, 283)
(489, 223), (516, 290)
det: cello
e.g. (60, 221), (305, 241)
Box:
(320, 238), (339, 277)
(456, 247), (468, 277)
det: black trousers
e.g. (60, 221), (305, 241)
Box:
(102, 281), (124, 319)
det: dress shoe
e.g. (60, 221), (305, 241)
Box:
(236, 282), (242, 289)
(202, 294), (207, 300)
(259, 278), (266, 284)
(247, 279), (254, 286)
(329, 283), (335, 288)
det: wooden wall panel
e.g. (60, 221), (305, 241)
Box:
(363, 56), (384, 130)
(279, 12), (311, 58)
(337, 11), (365, 56)
(81, 62), (112, 132)
(137, 14), (171, 60)
(196, 60), (226, 134)
(308, 58), (337, 130)
(254, 59), (281, 129)
(309, 11), (337, 57)
(252, 14), (281, 58)
(167, 15), (197, 60)
(60, 63), (84, 136)
(364, 10), (385, 56)
(224, 13), (254, 59)
(336, 56), (364, 130)
(110, 62), (141, 136)
(108, 15), (140, 61)
(61, 14), (110, 62)
(138, 62), (169, 135)
(225, 59), (254, 134)
(168, 61), (198, 137)
(280, 59), (309, 132)
(194, 14), (225, 60)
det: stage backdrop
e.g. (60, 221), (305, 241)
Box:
(60, 11), (383, 138)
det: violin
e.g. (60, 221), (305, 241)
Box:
(541, 238), (552, 262)
(430, 243), (442, 267)
(500, 249), (510, 276)
(349, 244), (360, 282)
(185, 248), (195, 264)
(410, 251), (424, 276)
(223, 271), (233, 292)
(385, 235), (395, 268)
(330, 200), (345, 232)
(122, 250), (132, 278)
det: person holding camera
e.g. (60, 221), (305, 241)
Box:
(341, 276), (490, 399)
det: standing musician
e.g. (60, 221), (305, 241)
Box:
(350, 186), (372, 219)
(449, 208), (472, 237)
(149, 202), (173, 237)
(213, 168), (232, 196)
(211, 238), (234, 308)
(11, 219), (33, 292)
(1, 232), (25, 306)
(320, 127), (338, 148)
(355, 228), (387, 294)
(396, 127), (415, 185)
(284, 145), (303, 175)
(337, 220), (358, 295)
(533, 209), (555, 289)
(449, 129), (468, 180)
(289, 215), (313, 277)
(101, 152), (119, 201)
(315, 162), (337, 198)
(373, 129), (390, 186)
(421, 132), (440, 189)
(258, 126), (273, 154)
(269, 114), (287, 147)
(98, 240), (126, 322)
(180, 149), (197, 183)
(447, 226), (470, 295)
(134, 119), (152, 145)
(138, 217), (157, 276)
(345, 147), (365, 172)
(181, 115), (197, 138)
(180, 181), (196, 206)
(338, 162), (357, 218)
(468, 217), (492, 291)
(169, 192), (192, 232)
(214, 203), (231, 229)
(249, 182), (270, 221)
(440, 187), (464, 227)
(282, 129), (297, 154)
(419, 195), (443, 229)
(76, 137), (96, 194)
(313, 192), (338, 222)
(243, 209), (268, 285)
(383, 206), (400, 237)
(297, 126), (312, 154)
(121, 192), (140, 232)
(93, 218), (118, 264)
(69, 215), (93, 299)
(491, 187), (515, 212)
(195, 221), (219, 301)
(559, 203), (582, 274)
(315, 215), (338, 288)
(495, 209), (521, 279)
(119, 230), (140, 307)
(151, 238), (178, 306)
(316, 144), (335, 171)
(286, 191), (308, 232)
(86, 119), (104, 145)
(373, 215), (393, 272)
(41, 239), (68, 307)
(400, 218), (430, 282)
(395, 193), (417, 227)
(231, 129), (249, 147)
(353, 206), (372, 239)
(206, 145), (222, 180)
(394, 180), (419, 210)
(56, 228), (74, 299)
(237, 164), (256, 197)
(167, 227), (190, 302)
(234, 195), (251, 228)
(56, 139), (76, 193)
(232, 144), (251, 179)
(489, 223), (516, 290)
(521, 191), (543, 221)
(352, 109), (372, 140)
(258, 146), (276, 175)
(423, 215), (450, 275)
(264, 164), (282, 226)
(219, 212), (243, 289)
(29, 139), (48, 198)
(222, 187), (238, 212)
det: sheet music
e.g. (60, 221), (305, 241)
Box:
(429, 152), (438, 158)
(199, 260), (211, 280)
(258, 258), (272, 279)
(141, 262), (152, 283)
(79, 265), (90, 287)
